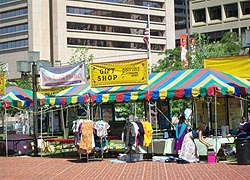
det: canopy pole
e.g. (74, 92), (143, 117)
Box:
(134, 102), (136, 119)
(207, 100), (211, 133)
(148, 101), (154, 156)
(194, 99), (198, 128)
(90, 94), (94, 121)
(4, 103), (8, 157)
(61, 105), (66, 139)
(40, 107), (43, 157)
(214, 88), (218, 161)
(51, 111), (54, 136)
(87, 100), (90, 120)
(99, 104), (102, 119)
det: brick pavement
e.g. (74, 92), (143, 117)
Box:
(0, 156), (249, 180)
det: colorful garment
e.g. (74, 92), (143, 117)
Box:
(93, 120), (110, 138)
(142, 121), (153, 147)
(79, 120), (94, 153)
(179, 132), (199, 163)
(174, 123), (188, 154)
(135, 121), (145, 146)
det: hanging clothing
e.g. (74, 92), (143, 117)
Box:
(135, 121), (145, 146)
(93, 120), (110, 138)
(123, 121), (136, 147)
(72, 120), (82, 145)
(131, 122), (139, 148)
(142, 121), (153, 147)
(93, 120), (110, 151)
(79, 120), (94, 153)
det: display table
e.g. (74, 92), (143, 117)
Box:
(142, 137), (235, 156)
(142, 139), (174, 154)
(195, 137), (235, 156)
(47, 138), (75, 155)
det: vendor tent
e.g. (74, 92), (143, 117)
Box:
(44, 68), (250, 105)
(6, 86), (47, 106)
(0, 92), (29, 108)
(92, 68), (250, 103)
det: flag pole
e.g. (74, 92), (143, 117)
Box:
(147, 5), (152, 74)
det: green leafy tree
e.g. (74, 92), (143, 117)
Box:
(68, 47), (94, 80)
(188, 32), (242, 69)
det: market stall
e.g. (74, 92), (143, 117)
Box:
(43, 68), (250, 157)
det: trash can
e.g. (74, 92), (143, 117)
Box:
(235, 138), (250, 165)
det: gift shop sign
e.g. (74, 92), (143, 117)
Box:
(90, 59), (148, 87)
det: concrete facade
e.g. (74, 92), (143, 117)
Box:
(0, 0), (175, 79)
(190, 0), (250, 41)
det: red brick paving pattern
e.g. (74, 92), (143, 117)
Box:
(0, 157), (249, 180)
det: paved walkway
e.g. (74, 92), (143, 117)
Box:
(0, 156), (249, 180)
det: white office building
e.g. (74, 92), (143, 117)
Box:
(0, 0), (175, 79)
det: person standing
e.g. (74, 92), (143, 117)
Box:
(178, 122), (212, 163)
(14, 121), (19, 133)
(174, 115), (188, 156)
(237, 116), (248, 138)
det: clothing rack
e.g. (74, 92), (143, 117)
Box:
(76, 119), (109, 162)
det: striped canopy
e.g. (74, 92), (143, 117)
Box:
(45, 68), (250, 105)
(4, 86), (47, 107)
(0, 92), (28, 108)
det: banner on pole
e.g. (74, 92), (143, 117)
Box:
(0, 73), (6, 95)
(90, 58), (148, 87)
(180, 34), (188, 67)
(40, 62), (86, 89)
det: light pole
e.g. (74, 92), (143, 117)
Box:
(32, 62), (38, 156)
(16, 51), (50, 157)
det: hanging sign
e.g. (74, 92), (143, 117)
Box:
(0, 73), (6, 95)
(40, 62), (86, 89)
(90, 58), (148, 87)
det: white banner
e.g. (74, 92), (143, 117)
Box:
(40, 62), (86, 89)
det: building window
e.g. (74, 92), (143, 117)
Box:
(0, 39), (28, 50)
(241, 27), (247, 34)
(67, 22), (164, 37)
(97, 0), (163, 8)
(67, 38), (164, 50)
(205, 30), (230, 42)
(193, 8), (206, 23)
(224, 3), (238, 18)
(0, 23), (28, 35)
(241, 1), (250, 15)
(208, 6), (221, 20)
(0, 8), (28, 19)
(66, 7), (164, 23)
(0, 0), (14, 4)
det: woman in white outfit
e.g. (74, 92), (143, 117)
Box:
(179, 122), (212, 163)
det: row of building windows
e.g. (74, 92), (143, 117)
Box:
(200, 26), (247, 42)
(0, 23), (27, 35)
(0, 0), (14, 4)
(66, 6), (164, 23)
(0, 39), (28, 50)
(67, 38), (164, 50)
(97, 0), (163, 8)
(193, 2), (250, 23)
(0, 8), (27, 19)
(67, 22), (164, 37)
